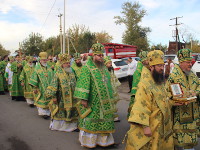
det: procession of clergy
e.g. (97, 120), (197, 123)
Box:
(0, 43), (200, 150)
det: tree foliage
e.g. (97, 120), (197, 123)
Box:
(150, 43), (168, 53)
(0, 43), (10, 57)
(185, 40), (200, 53)
(114, 1), (151, 54)
(95, 31), (113, 43)
(21, 33), (44, 55)
(21, 24), (113, 56)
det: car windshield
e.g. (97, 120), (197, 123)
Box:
(114, 60), (127, 66)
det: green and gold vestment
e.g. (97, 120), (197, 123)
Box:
(46, 65), (78, 121)
(167, 64), (200, 148)
(71, 61), (82, 80)
(0, 61), (6, 92)
(126, 66), (174, 150)
(109, 70), (120, 117)
(29, 62), (54, 109)
(127, 61), (144, 118)
(74, 57), (116, 134)
(1, 60), (8, 91)
(19, 63), (35, 99)
(10, 61), (24, 96)
(47, 61), (55, 70)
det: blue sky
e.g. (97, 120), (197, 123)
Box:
(0, 0), (200, 53)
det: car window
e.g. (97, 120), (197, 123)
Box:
(114, 60), (127, 66)
(135, 57), (140, 61)
(108, 48), (113, 52)
(165, 56), (176, 60)
(197, 56), (200, 61)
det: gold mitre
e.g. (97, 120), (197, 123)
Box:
(39, 52), (48, 60)
(60, 54), (71, 64)
(147, 50), (164, 66)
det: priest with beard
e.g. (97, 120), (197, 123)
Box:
(74, 43), (116, 148)
(46, 54), (79, 132)
(104, 56), (121, 122)
(126, 50), (175, 150)
(19, 56), (35, 107)
(71, 53), (83, 80)
(167, 49), (200, 150)
(10, 54), (24, 101)
(29, 52), (54, 119)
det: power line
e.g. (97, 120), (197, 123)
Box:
(0, 9), (57, 15)
(40, 0), (57, 33)
(182, 24), (200, 35)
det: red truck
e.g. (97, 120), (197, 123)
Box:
(102, 43), (137, 59)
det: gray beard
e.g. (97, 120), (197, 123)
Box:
(28, 64), (33, 67)
(64, 67), (71, 73)
(41, 62), (47, 67)
(183, 70), (191, 76)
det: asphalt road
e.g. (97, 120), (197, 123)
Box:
(0, 79), (130, 150)
(1, 79), (199, 150)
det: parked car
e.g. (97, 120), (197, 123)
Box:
(192, 55), (200, 79)
(122, 57), (140, 63)
(111, 59), (128, 78)
(192, 54), (199, 65)
(164, 54), (179, 64)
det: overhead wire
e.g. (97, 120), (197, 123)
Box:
(40, 0), (57, 33)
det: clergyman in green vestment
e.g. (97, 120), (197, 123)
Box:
(74, 43), (116, 148)
(0, 55), (9, 94)
(71, 53), (83, 80)
(46, 53), (79, 132)
(19, 56), (35, 106)
(10, 54), (24, 101)
(29, 52), (54, 119)
(167, 49), (200, 149)
(127, 51), (149, 118)
(104, 56), (121, 122)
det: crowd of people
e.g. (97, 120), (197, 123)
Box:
(0, 43), (200, 150)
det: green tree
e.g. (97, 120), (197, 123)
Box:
(21, 33), (44, 55)
(150, 44), (168, 53)
(43, 36), (62, 56)
(66, 24), (89, 54)
(0, 43), (10, 58)
(78, 32), (96, 53)
(95, 31), (113, 43)
(114, 1), (151, 54)
(185, 40), (200, 53)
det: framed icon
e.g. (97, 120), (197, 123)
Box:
(170, 83), (183, 97)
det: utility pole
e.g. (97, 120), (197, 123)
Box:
(63, 0), (66, 54)
(58, 13), (63, 54)
(169, 16), (183, 52)
(67, 31), (70, 54)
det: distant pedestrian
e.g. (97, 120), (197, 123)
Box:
(164, 58), (174, 80)
(127, 57), (137, 93)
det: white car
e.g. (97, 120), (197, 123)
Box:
(164, 54), (179, 64)
(192, 55), (200, 79)
(111, 59), (128, 78)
